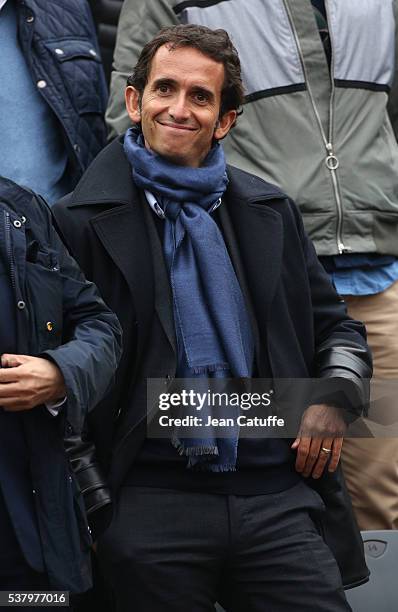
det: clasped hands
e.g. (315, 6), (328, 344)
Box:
(291, 403), (347, 479)
(0, 354), (66, 411)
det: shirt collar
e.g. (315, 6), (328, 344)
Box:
(144, 190), (222, 219)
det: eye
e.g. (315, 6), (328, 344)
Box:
(157, 83), (171, 94)
(193, 91), (209, 104)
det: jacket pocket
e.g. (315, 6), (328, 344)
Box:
(44, 38), (106, 115)
(25, 258), (63, 351)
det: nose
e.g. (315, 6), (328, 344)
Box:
(169, 92), (190, 122)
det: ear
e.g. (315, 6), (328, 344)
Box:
(125, 86), (142, 125)
(214, 109), (237, 141)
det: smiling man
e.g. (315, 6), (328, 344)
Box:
(53, 25), (371, 612)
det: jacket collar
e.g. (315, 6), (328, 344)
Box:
(68, 135), (286, 208)
(67, 137), (135, 207)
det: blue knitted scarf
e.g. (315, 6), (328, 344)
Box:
(124, 128), (253, 471)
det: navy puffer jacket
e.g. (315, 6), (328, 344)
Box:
(16, 0), (108, 185)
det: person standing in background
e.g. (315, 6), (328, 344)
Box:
(106, 0), (398, 532)
(0, 0), (108, 205)
(0, 175), (122, 595)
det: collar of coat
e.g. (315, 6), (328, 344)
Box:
(68, 136), (286, 210)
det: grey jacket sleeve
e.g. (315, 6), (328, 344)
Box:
(106, 0), (178, 138)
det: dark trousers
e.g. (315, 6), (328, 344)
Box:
(97, 481), (351, 612)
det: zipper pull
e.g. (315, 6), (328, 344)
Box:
(325, 142), (339, 170)
(339, 245), (352, 254)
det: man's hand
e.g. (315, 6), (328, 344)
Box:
(291, 404), (347, 479)
(0, 354), (66, 412)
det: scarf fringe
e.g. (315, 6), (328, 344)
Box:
(172, 437), (219, 457)
(189, 462), (237, 473)
(189, 363), (230, 375)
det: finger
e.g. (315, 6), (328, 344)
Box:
(0, 393), (36, 409)
(328, 438), (343, 473)
(2, 404), (30, 412)
(302, 438), (322, 477)
(1, 354), (27, 368)
(291, 437), (300, 449)
(311, 438), (334, 479)
(0, 383), (25, 398)
(0, 367), (24, 383)
(294, 437), (311, 472)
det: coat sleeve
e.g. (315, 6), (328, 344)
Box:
(105, 0), (178, 138)
(288, 199), (373, 417)
(40, 204), (123, 434)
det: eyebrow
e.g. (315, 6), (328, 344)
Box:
(152, 77), (177, 89)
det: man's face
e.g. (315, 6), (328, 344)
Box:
(125, 44), (236, 167)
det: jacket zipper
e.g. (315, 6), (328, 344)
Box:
(4, 211), (16, 291)
(283, 0), (350, 254)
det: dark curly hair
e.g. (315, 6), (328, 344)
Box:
(127, 24), (244, 124)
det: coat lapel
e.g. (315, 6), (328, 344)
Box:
(75, 136), (177, 361)
(224, 168), (285, 324)
(90, 204), (155, 363)
(69, 138), (158, 364)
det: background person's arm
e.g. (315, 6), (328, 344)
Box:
(31, 198), (123, 434)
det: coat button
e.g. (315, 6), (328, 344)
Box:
(17, 300), (26, 310)
(46, 321), (54, 332)
(73, 143), (80, 153)
(89, 49), (97, 57)
(13, 219), (22, 228)
(54, 48), (64, 56)
(37, 80), (47, 89)
(26, 15), (34, 23)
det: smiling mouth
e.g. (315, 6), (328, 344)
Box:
(158, 121), (197, 131)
